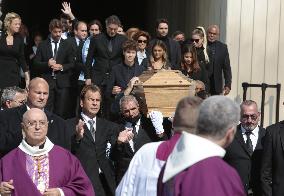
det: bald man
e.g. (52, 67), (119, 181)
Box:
(0, 77), (69, 157)
(0, 108), (95, 195)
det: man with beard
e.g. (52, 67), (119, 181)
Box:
(148, 18), (181, 70)
(224, 100), (265, 196)
(113, 95), (167, 183)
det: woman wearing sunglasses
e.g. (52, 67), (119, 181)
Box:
(191, 26), (212, 79)
(133, 30), (151, 69)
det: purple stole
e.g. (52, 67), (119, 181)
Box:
(0, 146), (95, 196)
(156, 132), (181, 161)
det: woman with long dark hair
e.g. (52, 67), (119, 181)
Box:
(181, 44), (209, 92)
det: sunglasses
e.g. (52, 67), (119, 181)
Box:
(138, 40), (147, 44)
(191, 38), (200, 43)
(208, 32), (217, 35)
(241, 114), (258, 121)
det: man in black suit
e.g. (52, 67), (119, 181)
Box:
(148, 18), (181, 70)
(33, 19), (75, 119)
(261, 119), (284, 195)
(66, 85), (133, 196)
(0, 77), (69, 157)
(113, 95), (167, 183)
(224, 100), (265, 196)
(207, 25), (232, 95)
(85, 15), (127, 118)
(86, 15), (127, 87)
(66, 21), (89, 114)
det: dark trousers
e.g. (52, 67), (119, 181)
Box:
(46, 85), (76, 119)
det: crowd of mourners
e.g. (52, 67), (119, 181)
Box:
(0, 2), (282, 196)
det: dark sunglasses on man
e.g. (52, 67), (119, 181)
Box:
(137, 40), (147, 44)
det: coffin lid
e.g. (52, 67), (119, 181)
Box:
(137, 70), (193, 87)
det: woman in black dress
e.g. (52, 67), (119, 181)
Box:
(0, 12), (29, 90)
(181, 44), (210, 92)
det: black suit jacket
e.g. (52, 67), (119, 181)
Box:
(0, 105), (69, 157)
(67, 116), (121, 196)
(66, 37), (90, 84)
(261, 121), (284, 196)
(149, 37), (181, 70)
(33, 38), (75, 88)
(224, 125), (266, 196)
(85, 33), (127, 86)
(113, 115), (166, 183)
(208, 40), (232, 94)
(105, 62), (145, 97)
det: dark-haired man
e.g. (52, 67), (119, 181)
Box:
(33, 19), (75, 119)
(149, 18), (181, 70)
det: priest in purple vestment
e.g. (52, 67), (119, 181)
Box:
(0, 108), (95, 196)
(116, 96), (203, 196)
(157, 95), (245, 196)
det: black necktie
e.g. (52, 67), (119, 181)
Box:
(108, 39), (113, 53)
(245, 131), (253, 155)
(53, 41), (58, 60)
(79, 39), (84, 49)
(132, 123), (138, 139)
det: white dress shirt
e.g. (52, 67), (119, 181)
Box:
(241, 125), (259, 151)
(129, 119), (141, 152)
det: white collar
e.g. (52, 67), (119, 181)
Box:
(81, 112), (96, 124)
(163, 132), (226, 182)
(19, 137), (54, 156)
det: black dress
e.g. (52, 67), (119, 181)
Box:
(181, 63), (210, 91)
(0, 33), (28, 90)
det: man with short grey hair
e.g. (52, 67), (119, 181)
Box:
(1, 86), (26, 110)
(224, 100), (265, 196)
(158, 96), (245, 196)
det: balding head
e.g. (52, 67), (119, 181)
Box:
(27, 78), (49, 109)
(22, 108), (48, 146)
(28, 77), (49, 91)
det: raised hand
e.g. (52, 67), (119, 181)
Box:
(61, 2), (75, 20)
(75, 119), (85, 141)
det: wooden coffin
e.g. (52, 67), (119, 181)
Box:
(132, 70), (194, 117)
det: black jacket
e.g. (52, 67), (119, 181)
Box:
(33, 38), (75, 88)
(224, 125), (266, 196)
(67, 116), (121, 196)
(261, 121), (284, 196)
(0, 104), (69, 157)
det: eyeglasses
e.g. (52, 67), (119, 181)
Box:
(241, 114), (258, 121)
(24, 120), (48, 128)
(14, 99), (26, 104)
(137, 40), (147, 44)
(208, 32), (217, 35)
(191, 38), (200, 43)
